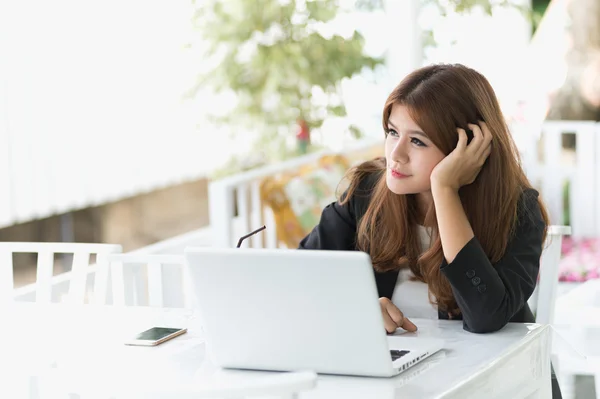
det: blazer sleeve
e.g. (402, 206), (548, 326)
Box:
(298, 172), (379, 250)
(440, 189), (546, 333)
(297, 197), (357, 250)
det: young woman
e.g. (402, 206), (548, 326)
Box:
(299, 63), (549, 335)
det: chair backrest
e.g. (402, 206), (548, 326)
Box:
(192, 370), (317, 399)
(259, 154), (350, 248)
(106, 253), (188, 307)
(533, 225), (572, 324)
(1, 242), (122, 304)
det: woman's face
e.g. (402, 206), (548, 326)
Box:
(384, 104), (446, 196)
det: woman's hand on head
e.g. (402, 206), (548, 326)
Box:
(379, 297), (418, 333)
(430, 121), (493, 191)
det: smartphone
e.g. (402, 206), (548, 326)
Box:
(125, 327), (187, 346)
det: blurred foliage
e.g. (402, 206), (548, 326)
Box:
(210, 141), (327, 179)
(354, 0), (384, 10)
(531, 0), (551, 34)
(563, 179), (570, 226)
(188, 0), (551, 177)
(187, 0), (383, 174)
(421, 0), (549, 47)
(425, 0), (527, 15)
(354, 0), (548, 55)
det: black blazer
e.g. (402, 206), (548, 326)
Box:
(298, 172), (546, 334)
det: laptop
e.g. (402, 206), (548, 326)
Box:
(183, 248), (444, 377)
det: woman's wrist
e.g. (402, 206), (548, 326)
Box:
(431, 181), (459, 198)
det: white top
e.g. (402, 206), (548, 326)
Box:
(391, 225), (439, 319)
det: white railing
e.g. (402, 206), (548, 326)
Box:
(517, 121), (600, 238)
(208, 139), (384, 249)
(10, 120), (600, 305)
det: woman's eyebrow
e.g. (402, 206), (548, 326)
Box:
(387, 120), (429, 139)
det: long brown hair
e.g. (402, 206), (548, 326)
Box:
(343, 64), (549, 313)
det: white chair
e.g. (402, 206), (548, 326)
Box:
(0, 242), (122, 304)
(529, 225), (572, 325)
(525, 225), (571, 398)
(106, 253), (188, 308)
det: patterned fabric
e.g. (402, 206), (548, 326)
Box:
(260, 155), (349, 248)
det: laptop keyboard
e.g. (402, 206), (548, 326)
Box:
(390, 350), (410, 361)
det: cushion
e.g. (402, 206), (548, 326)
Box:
(260, 154), (349, 247)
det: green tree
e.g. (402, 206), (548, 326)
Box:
(426, 0), (526, 15)
(188, 0), (383, 169)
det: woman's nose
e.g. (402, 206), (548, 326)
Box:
(391, 135), (409, 164)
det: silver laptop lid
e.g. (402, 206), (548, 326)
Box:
(184, 248), (396, 376)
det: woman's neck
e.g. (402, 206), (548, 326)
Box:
(416, 191), (434, 226)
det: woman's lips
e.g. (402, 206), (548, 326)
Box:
(390, 169), (410, 179)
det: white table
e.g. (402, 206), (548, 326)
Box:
(3, 303), (551, 398)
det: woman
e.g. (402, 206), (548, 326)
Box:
(299, 63), (549, 335)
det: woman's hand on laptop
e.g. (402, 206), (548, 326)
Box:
(379, 298), (418, 333)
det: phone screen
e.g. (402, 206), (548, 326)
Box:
(135, 327), (183, 341)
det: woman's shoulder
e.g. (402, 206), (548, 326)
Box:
(517, 188), (541, 211)
(355, 167), (383, 194)
(339, 158), (384, 215)
(516, 188), (545, 230)
(345, 158), (384, 197)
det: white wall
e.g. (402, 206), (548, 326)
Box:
(0, 1), (211, 228)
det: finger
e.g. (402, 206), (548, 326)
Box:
(386, 302), (418, 332)
(381, 309), (399, 333)
(475, 137), (493, 164)
(467, 123), (484, 151)
(478, 121), (493, 144)
(456, 128), (468, 150)
(483, 142), (492, 161)
(385, 301), (404, 327)
(380, 299), (399, 333)
(474, 122), (492, 158)
(401, 316), (418, 332)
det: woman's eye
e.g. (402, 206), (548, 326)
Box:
(387, 129), (399, 137)
(411, 137), (427, 147)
